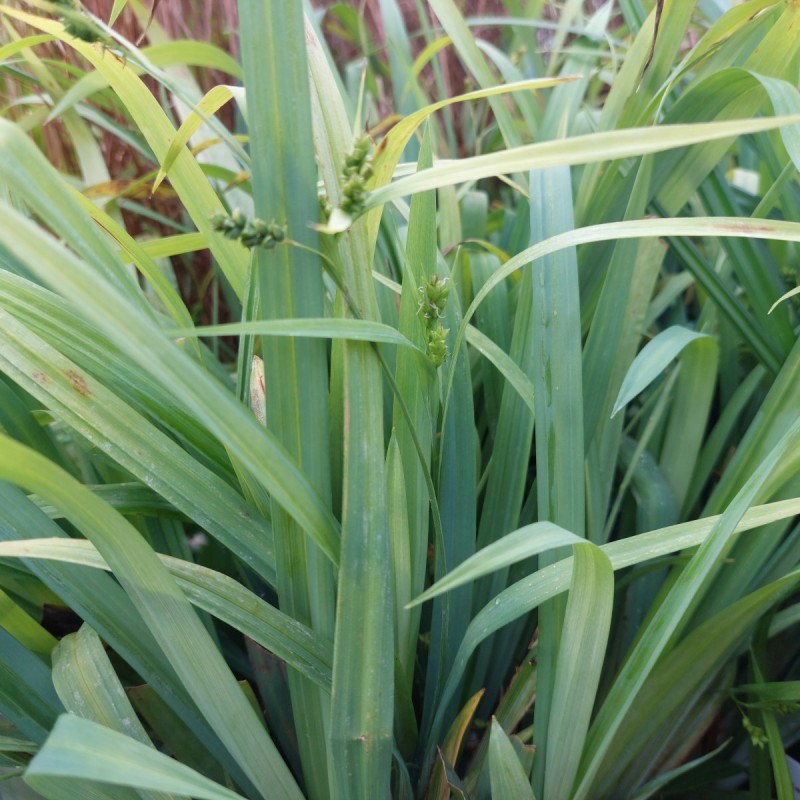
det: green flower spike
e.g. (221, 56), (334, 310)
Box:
(427, 323), (449, 368)
(742, 715), (768, 749)
(418, 274), (450, 321)
(210, 211), (285, 249)
(418, 275), (451, 366)
(339, 136), (374, 217)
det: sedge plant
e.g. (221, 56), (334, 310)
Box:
(1, 1), (800, 798)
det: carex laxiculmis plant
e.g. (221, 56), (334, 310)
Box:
(1, 0), (800, 797)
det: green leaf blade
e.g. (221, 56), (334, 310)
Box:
(612, 326), (711, 418)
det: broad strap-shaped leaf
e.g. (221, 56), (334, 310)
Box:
(465, 324), (535, 415)
(26, 716), (245, 800)
(426, 691), (484, 800)
(660, 336), (719, 514)
(769, 285), (800, 313)
(366, 116), (800, 212)
(169, 318), (425, 352)
(529, 164), (585, 796)
(409, 522), (580, 607)
(544, 543), (614, 800)
(153, 84), (243, 191)
(53, 626), (154, 746)
(488, 719), (536, 800)
(612, 326), (711, 417)
(52, 626), (178, 800)
(0, 586), (56, 657)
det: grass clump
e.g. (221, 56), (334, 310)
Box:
(1, 1), (800, 798)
